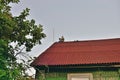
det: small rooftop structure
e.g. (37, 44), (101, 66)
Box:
(59, 36), (65, 42)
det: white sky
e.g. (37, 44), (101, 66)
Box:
(11, 0), (120, 57)
(11, 0), (120, 75)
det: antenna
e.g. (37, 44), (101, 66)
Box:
(53, 28), (55, 42)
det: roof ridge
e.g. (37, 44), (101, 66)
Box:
(55, 38), (120, 43)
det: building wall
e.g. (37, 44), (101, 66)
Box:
(36, 70), (120, 80)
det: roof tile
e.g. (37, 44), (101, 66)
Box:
(31, 38), (120, 66)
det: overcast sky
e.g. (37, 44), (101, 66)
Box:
(11, 0), (120, 75)
(11, 0), (120, 57)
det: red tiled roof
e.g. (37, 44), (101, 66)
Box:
(31, 38), (120, 66)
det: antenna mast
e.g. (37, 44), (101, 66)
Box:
(53, 28), (55, 42)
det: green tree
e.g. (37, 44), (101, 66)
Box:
(0, 0), (46, 79)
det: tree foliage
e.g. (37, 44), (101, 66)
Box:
(0, 0), (46, 79)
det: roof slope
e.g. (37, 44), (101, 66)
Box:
(31, 38), (120, 66)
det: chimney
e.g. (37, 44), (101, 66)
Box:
(59, 36), (64, 42)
